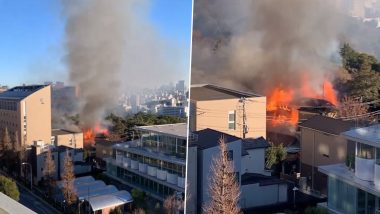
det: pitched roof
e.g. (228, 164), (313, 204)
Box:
(190, 84), (262, 101)
(189, 128), (241, 150)
(299, 115), (355, 135)
(243, 137), (270, 150)
(0, 85), (47, 100)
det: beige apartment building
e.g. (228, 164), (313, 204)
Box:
(51, 129), (84, 149)
(190, 84), (266, 139)
(0, 85), (51, 147)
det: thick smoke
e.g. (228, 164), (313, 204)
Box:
(61, 0), (182, 128)
(192, 0), (344, 96)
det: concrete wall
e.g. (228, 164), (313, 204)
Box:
(191, 96), (266, 139)
(300, 127), (348, 193)
(24, 85), (52, 146)
(54, 132), (84, 149)
(241, 148), (268, 175)
(240, 183), (288, 208)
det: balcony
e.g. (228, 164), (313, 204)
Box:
(177, 176), (185, 188)
(131, 160), (139, 170)
(147, 166), (157, 177)
(157, 169), (167, 180)
(167, 172), (178, 185)
(355, 156), (375, 181)
(375, 164), (380, 187)
(139, 163), (147, 173)
(122, 157), (131, 168)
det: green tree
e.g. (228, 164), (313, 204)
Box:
(347, 66), (380, 102)
(266, 143), (287, 170)
(131, 188), (146, 208)
(304, 206), (328, 214)
(0, 175), (20, 201)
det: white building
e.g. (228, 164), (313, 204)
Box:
(319, 124), (380, 213)
(187, 128), (287, 213)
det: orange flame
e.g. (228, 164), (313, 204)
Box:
(267, 77), (338, 126)
(83, 123), (109, 146)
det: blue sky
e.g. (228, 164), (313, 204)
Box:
(0, 0), (193, 87)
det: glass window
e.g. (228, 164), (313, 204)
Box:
(357, 143), (374, 159)
(228, 111), (236, 130)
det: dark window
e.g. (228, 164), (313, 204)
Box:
(224, 150), (233, 161)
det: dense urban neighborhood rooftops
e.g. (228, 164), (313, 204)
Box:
(190, 84), (262, 101)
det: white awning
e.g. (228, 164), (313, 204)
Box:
(87, 190), (133, 211)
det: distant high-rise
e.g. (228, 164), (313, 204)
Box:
(176, 80), (185, 94)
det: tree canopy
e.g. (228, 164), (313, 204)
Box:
(338, 44), (380, 102)
(0, 175), (20, 201)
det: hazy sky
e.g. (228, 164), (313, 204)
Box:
(0, 0), (192, 87)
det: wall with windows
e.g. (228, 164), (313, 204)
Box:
(191, 96), (266, 139)
(140, 132), (186, 159)
(327, 176), (380, 214)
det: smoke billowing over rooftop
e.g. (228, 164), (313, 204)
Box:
(61, 0), (183, 128)
(192, 0), (344, 96)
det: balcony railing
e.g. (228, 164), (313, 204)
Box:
(355, 156), (375, 181)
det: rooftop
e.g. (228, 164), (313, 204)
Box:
(299, 115), (355, 136)
(241, 173), (287, 186)
(341, 124), (380, 147)
(190, 84), (262, 101)
(0, 85), (48, 100)
(243, 137), (270, 150)
(135, 123), (187, 139)
(189, 128), (241, 150)
(52, 129), (81, 136)
(319, 164), (380, 197)
(0, 192), (36, 214)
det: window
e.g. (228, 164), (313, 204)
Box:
(224, 150), (233, 161)
(228, 111), (236, 130)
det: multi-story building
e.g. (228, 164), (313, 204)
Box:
(319, 124), (380, 214)
(105, 123), (187, 201)
(187, 128), (287, 214)
(299, 115), (355, 194)
(158, 106), (187, 118)
(0, 85), (51, 146)
(51, 129), (84, 149)
(190, 84), (266, 139)
(31, 142), (91, 184)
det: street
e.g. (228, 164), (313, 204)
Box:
(18, 185), (61, 214)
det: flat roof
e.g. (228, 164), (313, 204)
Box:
(241, 173), (286, 186)
(52, 129), (81, 136)
(0, 192), (36, 214)
(135, 123), (187, 139)
(190, 84), (263, 101)
(0, 85), (48, 100)
(88, 190), (133, 211)
(319, 164), (380, 197)
(341, 124), (380, 147)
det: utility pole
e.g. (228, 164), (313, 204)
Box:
(239, 97), (248, 139)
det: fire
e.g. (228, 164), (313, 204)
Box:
(83, 123), (109, 145)
(267, 77), (338, 126)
